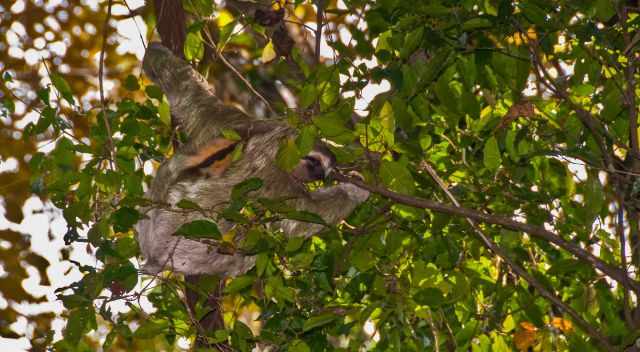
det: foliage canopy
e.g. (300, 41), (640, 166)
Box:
(2, 0), (640, 351)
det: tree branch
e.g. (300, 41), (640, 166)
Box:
(420, 161), (614, 350)
(333, 173), (640, 294)
(314, 0), (325, 64)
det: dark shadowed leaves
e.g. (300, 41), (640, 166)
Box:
(175, 219), (221, 239)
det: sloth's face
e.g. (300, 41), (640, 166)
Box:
(291, 149), (334, 182)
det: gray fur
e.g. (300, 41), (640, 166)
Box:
(136, 43), (369, 276)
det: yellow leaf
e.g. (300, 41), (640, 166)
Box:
(294, 5), (306, 18)
(261, 40), (277, 63)
(506, 27), (537, 46)
(551, 317), (573, 333)
(502, 315), (516, 332)
(217, 9), (234, 27)
(272, 0), (286, 10)
(222, 228), (236, 242)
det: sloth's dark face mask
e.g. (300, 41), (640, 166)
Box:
(291, 148), (335, 182)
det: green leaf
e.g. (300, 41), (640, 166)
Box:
(51, 73), (75, 105)
(419, 130), (432, 151)
(2, 71), (12, 82)
(104, 262), (138, 292)
(434, 74), (460, 117)
(483, 136), (501, 171)
(145, 85), (163, 100)
(176, 199), (201, 210)
(505, 130), (518, 161)
(158, 98), (171, 126)
(175, 219), (221, 239)
(414, 288), (444, 306)
(312, 111), (354, 144)
(289, 339), (311, 352)
(462, 17), (493, 31)
(209, 329), (230, 344)
(183, 0), (214, 16)
(224, 275), (254, 294)
(400, 27), (424, 59)
(2, 97), (15, 117)
(418, 48), (452, 87)
(37, 87), (50, 105)
(235, 321), (253, 339)
(111, 207), (140, 233)
(456, 319), (480, 345)
(285, 237), (306, 253)
(320, 80), (339, 110)
(594, 0), (615, 21)
(583, 172), (604, 217)
(276, 137), (302, 172)
(64, 307), (96, 344)
(296, 125), (317, 155)
(184, 31), (205, 61)
(351, 249), (375, 272)
(221, 127), (242, 141)
(60, 294), (91, 310)
(124, 74), (140, 91)
(302, 313), (337, 332)
(255, 253), (269, 277)
(231, 178), (263, 200)
(519, 2), (547, 26)
(292, 48), (311, 77)
(379, 160), (415, 194)
(377, 101), (396, 146)
(134, 320), (169, 339)
(284, 211), (326, 225)
(258, 198), (295, 213)
(299, 84), (318, 109)
(114, 237), (138, 258)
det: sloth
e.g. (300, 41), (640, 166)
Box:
(135, 43), (369, 277)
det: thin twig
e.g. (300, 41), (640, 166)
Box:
(99, 0), (116, 167)
(112, 4), (146, 19)
(621, 6), (640, 162)
(122, 0), (147, 50)
(201, 27), (276, 115)
(425, 309), (440, 352)
(420, 161), (614, 350)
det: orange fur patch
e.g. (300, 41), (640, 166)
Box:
(186, 138), (237, 176)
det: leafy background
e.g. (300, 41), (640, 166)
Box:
(1, 0), (640, 351)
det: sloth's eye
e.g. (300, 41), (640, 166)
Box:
(303, 156), (325, 180)
(303, 156), (321, 167)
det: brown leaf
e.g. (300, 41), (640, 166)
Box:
(497, 101), (535, 129)
(514, 322), (538, 351)
(551, 317), (573, 333)
(109, 280), (126, 297)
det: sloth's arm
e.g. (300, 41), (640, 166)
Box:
(142, 43), (252, 144)
(305, 183), (370, 224)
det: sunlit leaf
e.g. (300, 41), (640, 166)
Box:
(302, 313), (336, 332)
(483, 136), (502, 171)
